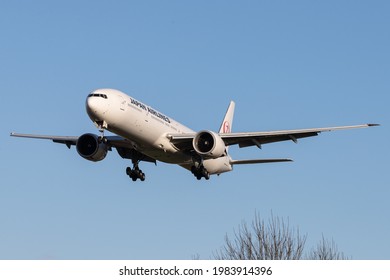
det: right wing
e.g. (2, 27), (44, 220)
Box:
(221, 124), (379, 148)
(169, 124), (378, 151)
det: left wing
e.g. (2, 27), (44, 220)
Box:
(169, 124), (378, 150)
(10, 133), (156, 163)
(10, 133), (78, 148)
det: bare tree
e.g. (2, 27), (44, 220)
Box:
(214, 213), (307, 260)
(306, 235), (349, 260)
(214, 212), (348, 260)
(191, 253), (201, 260)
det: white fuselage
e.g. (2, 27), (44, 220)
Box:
(86, 88), (233, 174)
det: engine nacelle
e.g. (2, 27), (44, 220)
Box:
(76, 133), (108, 162)
(193, 130), (226, 158)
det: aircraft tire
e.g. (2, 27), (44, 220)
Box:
(126, 167), (131, 176)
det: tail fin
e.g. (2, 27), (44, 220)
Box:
(219, 101), (235, 134)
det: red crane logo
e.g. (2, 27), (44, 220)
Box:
(223, 121), (231, 133)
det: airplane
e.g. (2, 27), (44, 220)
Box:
(10, 88), (378, 181)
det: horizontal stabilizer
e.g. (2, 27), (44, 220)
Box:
(230, 158), (293, 165)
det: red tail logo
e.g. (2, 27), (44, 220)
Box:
(223, 121), (231, 133)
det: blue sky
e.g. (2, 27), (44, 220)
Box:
(1, 1), (389, 259)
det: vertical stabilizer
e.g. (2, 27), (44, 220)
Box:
(219, 101), (235, 134)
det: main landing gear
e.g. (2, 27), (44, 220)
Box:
(191, 165), (210, 180)
(126, 160), (145, 182)
(96, 123), (145, 182)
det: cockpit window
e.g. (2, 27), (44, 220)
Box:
(88, 93), (108, 99)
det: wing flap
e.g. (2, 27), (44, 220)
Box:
(168, 133), (196, 152)
(236, 132), (319, 148)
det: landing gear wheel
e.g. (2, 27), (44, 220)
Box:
(191, 164), (210, 181)
(126, 161), (146, 182)
(140, 172), (145, 181)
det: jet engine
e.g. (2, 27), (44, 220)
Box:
(76, 133), (108, 162)
(193, 130), (226, 158)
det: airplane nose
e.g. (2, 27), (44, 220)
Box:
(86, 92), (109, 121)
(86, 95), (98, 115)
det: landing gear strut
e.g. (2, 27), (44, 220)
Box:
(126, 160), (145, 182)
(96, 121), (108, 144)
(191, 164), (210, 180)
